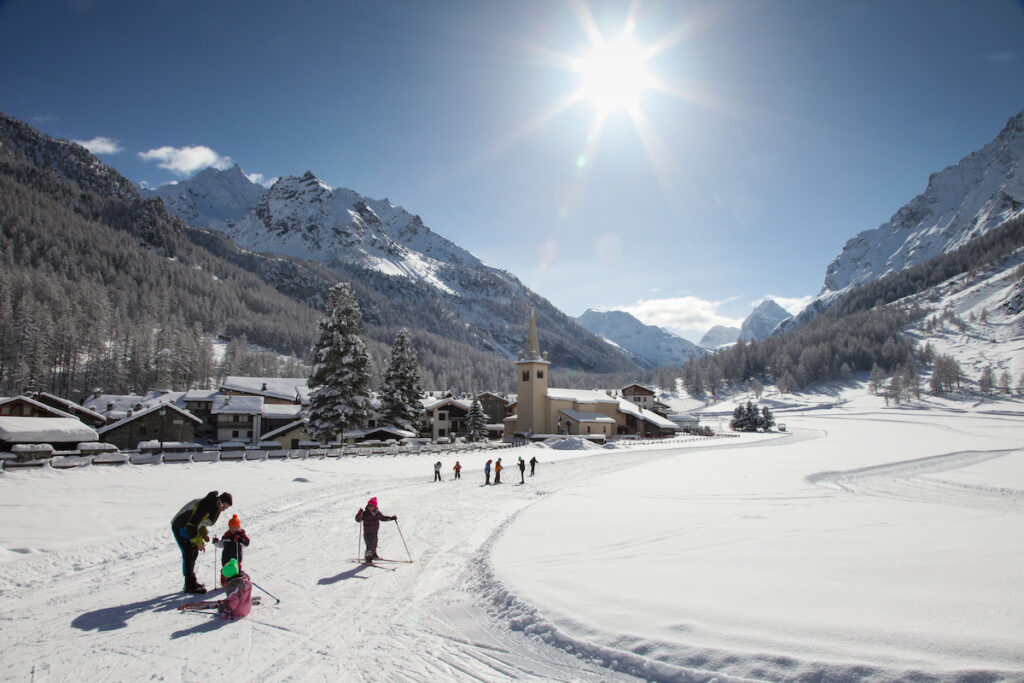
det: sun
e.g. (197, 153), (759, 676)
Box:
(574, 33), (652, 115)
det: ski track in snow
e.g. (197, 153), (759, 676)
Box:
(0, 443), (725, 683)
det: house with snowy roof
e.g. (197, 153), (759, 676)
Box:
(0, 416), (99, 453)
(419, 396), (470, 442)
(96, 402), (201, 451)
(1, 395), (81, 420)
(503, 311), (680, 440)
(211, 394), (264, 444)
(31, 392), (107, 428)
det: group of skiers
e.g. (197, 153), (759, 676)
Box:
(172, 455), (542, 620)
(171, 490), (252, 620)
(483, 455), (537, 484)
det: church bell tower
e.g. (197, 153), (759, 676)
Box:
(516, 309), (550, 434)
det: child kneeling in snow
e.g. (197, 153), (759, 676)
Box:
(217, 558), (252, 620)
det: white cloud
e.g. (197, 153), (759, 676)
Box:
(622, 296), (744, 342)
(73, 136), (123, 155)
(138, 145), (232, 176)
(758, 294), (815, 316)
(245, 171), (278, 187)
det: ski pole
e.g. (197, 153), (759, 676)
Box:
(394, 520), (414, 563)
(357, 524), (362, 562)
(251, 581), (281, 605)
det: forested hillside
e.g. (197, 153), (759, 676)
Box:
(0, 113), (637, 399)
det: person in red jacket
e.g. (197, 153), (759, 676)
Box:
(214, 514), (250, 586)
(355, 497), (396, 563)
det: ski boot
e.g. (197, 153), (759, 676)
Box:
(184, 576), (207, 594)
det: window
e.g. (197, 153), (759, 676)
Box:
(232, 430), (239, 438)
(522, 371), (530, 381)
(537, 370), (544, 379)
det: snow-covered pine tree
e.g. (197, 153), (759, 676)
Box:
(465, 398), (487, 442)
(378, 328), (422, 431)
(307, 282), (373, 443)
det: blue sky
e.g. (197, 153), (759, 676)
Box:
(2, 0), (1023, 342)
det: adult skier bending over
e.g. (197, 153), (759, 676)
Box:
(171, 490), (232, 594)
(355, 497), (396, 563)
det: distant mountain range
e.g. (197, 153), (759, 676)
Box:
(576, 299), (792, 368)
(575, 309), (707, 369)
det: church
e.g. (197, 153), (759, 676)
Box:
(503, 311), (678, 440)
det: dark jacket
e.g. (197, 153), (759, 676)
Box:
(218, 528), (250, 565)
(355, 508), (395, 534)
(172, 491), (224, 547)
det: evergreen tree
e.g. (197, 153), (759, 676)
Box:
(307, 283), (373, 443)
(759, 405), (775, 431)
(466, 398), (487, 442)
(378, 328), (422, 430)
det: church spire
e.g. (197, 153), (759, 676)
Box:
(525, 308), (542, 360)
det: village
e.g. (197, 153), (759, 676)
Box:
(0, 315), (698, 469)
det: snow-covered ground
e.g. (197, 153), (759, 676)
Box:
(1, 386), (1022, 682)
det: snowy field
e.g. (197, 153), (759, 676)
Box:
(0, 387), (1022, 682)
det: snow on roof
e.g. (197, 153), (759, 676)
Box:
(347, 426), (417, 439)
(97, 403), (201, 434)
(84, 391), (186, 418)
(262, 403), (303, 420)
(616, 398), (678, 429)
(420, 397), (470, 411)
(182, 390), (219, 402)
(211, 395), (264, 415)
(261, 419), (307, 440)
(221, 377), (309, 403)
(0, 417), (98, 443)
(545, 388), (618, 405)
(559, 409), (616, 423)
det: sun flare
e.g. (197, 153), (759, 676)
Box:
(575, 34), (652, 114)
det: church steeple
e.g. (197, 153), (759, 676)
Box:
(524, 308), (542, 360)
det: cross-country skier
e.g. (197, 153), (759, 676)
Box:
(494, 458), (503, 484)
(213, 514), (250, 586)
(171, 491), (232, 594)
(529, 455), (538, 476)
(453, 461), (462, 480)
(355, 497), (397, 563)
(517, 455), (526, 483)
(484, 459), (492, 485)
(433, 460), (442, 482)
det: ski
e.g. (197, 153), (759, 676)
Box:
(178, 596), (261, 611)
(348, 559), (397, 571)
(366, 557), (411, 564)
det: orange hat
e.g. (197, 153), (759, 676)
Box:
(228, 514), (242, 529)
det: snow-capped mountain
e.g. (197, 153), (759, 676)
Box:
(699, 325), (740, 349)
(576, 309), (707, 368)
(738, 299), (791, 342)
(816, 109), (1024, 308)
(146, 166), (636, 372)
(147, 168), (484, 297)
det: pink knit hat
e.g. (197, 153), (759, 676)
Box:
(367, 497), (378, 508)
